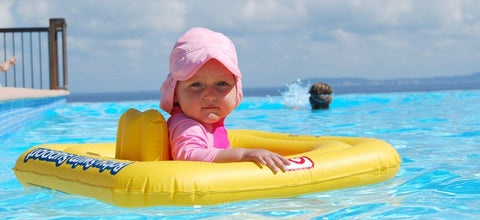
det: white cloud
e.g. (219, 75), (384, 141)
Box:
(343, 0), (412, 27)
(15, 0), (49, 26)
(241, 0), (308, 31)
(330, 29), (358, 44)
(146, 1), (187, 34)
(0, 0), (14, 27)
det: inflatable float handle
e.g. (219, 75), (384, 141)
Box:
(115, 109), (170, 161)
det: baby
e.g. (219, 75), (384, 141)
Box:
(160, 27), (290, 173)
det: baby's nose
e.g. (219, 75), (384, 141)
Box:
(204, 87), (217, 101)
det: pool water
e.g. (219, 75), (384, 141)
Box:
(1, 89), (480, 219)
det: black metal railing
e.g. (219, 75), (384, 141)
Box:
(0, 18), (68, 90)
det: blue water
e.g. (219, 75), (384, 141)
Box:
(1, 89), (480, 219)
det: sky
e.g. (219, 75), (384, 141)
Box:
(1, 0), (480, 93)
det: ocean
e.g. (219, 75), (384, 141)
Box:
(67, 81), (480, 103)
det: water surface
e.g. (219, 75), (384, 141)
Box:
(1, 90), (479, 219)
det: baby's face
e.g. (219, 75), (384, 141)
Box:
(174, 59), (237, 124)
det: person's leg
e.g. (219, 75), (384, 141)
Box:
(0, 57), (17, 72)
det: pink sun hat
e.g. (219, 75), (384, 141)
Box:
(160, 27), (243, 114)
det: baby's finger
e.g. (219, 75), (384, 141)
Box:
(255, 156), (267, 166)
(279, 155), (291, 165)
(272, 156), (289, 172)
(264, 157), (279, 173)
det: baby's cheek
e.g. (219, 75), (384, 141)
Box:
(225, 91), (238, 108)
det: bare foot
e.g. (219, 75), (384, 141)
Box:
(0, 57), (17, 72)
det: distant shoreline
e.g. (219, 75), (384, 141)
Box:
(67, 73), (480, 102)
(67, 84), (480, 103)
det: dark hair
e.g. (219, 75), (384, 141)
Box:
(309, 82), (333, 109)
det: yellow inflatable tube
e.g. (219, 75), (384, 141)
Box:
(14, 109), (401, 207)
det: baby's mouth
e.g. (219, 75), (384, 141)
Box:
(202, 106), (218, 110)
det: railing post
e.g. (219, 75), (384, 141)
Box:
(48, 18), (67, 90)
(61, 21), (68, 90)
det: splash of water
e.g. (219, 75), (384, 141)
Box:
(281, 79), (311, 109)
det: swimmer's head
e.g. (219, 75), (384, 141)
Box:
(309, 82), (333, 109)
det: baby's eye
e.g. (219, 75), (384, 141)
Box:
(190, 82), (203, 88)
(188, 82), (204, 91)
(216, 81), (231, 90)
(217, 81), (229, 87)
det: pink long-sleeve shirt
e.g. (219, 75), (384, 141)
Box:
(167, 106), (231, 162)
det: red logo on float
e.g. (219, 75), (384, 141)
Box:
(286, 156), (314, 171)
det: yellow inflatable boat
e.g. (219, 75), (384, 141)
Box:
(13, 109), (401, 207)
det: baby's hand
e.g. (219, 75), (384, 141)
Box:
(241, 149), (290, 173)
